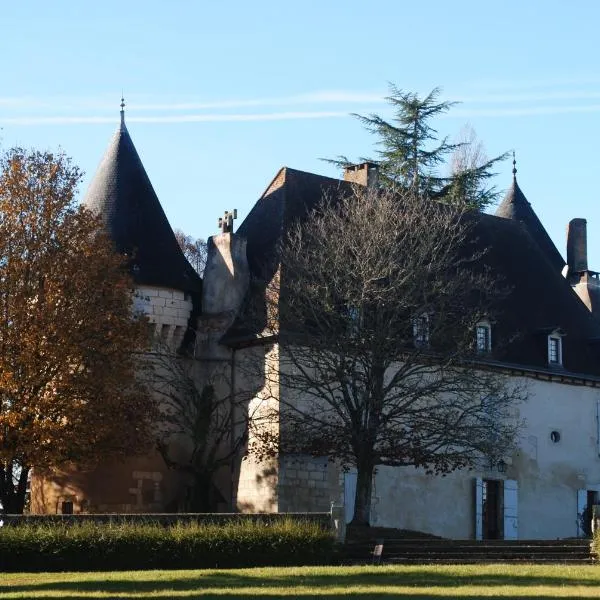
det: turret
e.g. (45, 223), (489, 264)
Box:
(495, 154), (565, 273)
(83, 99), (201, 349)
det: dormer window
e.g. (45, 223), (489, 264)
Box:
(476, 321), (492, 353)
(413, 313), (430, 348)
(548, 331), (563, 366)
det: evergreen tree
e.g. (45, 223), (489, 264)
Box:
(329, 85), (507, 210)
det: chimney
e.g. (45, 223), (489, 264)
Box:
(566, 218), (588, 273)
(343, 162), (379, 188)
(197, 212), (250, 356)
(564, 217), (600, 317)
(202, 233), (249, 317)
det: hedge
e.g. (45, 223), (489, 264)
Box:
(0, 518), (337, 571)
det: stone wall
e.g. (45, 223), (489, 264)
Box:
(133, 286), (193, 349)
(278, 456), (340, 513)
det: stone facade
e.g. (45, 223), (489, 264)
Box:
(133, 286), (194, 349)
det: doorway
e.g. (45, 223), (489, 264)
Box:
(475, 478), (518, 540)
(482, 479), (503, 539)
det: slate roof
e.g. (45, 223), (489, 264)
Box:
(237, 167), (355, 275)
(231, 167), (600, 377)
(495, 176), (565, 273)
(83, 118), (201, 294)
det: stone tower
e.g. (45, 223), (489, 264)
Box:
(30, 105), (202, 514)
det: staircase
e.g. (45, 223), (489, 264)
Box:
(344, 538), (594, 564)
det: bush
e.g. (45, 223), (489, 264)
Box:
(0, 518), (337, 571)
(592, 526), (600, 559)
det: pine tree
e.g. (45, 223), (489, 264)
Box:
(329, 85), (507, 210)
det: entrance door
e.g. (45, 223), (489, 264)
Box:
(483, 479), (502, 540)
(474, 478), (518, 540)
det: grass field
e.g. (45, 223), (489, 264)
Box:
(2, 564), (600, 599)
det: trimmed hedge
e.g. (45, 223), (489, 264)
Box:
(0, 518), (337, 571)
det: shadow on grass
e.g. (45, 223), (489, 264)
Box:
(3, 568), (600, 596)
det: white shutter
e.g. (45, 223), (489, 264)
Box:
(474, 477), (483, 540)
(577, 489), (588, 537)
(596, 400), (600, 457)
(503, 479), (518, 540)
(344, 471), (357, 524)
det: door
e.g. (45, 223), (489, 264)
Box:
(344, 471), (357, 524)
(484, 479), (502, 539)
(503, 479), (518, 540)
(475, 478), (518, 540)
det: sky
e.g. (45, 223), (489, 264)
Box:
(2, 1), (600, 266)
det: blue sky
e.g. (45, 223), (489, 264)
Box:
(2, 1), (600, 266)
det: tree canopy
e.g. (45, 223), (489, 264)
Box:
(251, 185), (525, 525)
(174, 229), (207, 277)
(0, 148), (152, 513)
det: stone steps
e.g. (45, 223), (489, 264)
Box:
(343, 538), (594, 564)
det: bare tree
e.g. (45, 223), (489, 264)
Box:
(451, 124), (488, 175)
(446, 124), (507, 208)
(146, 343), (257, 512)
(249, 185), (525, 526)
(174, 230), (207, 277)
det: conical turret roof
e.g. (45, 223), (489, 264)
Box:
(495, 175), (565, 272)
(84, 114), (201, 293)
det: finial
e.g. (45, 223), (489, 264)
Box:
(512, 150), (517, 180)
(217, 209), (238, 233)
(120, 95), (125, 127)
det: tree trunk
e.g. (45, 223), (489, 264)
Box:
(0, 464), (29, 514)
(351, 459), (374, 526)
(187, 472), (213, 512)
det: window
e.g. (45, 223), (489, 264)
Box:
(347, 305), (362, 337)
(413, 313), (430, 347)
(476, 322), (492, 353)
(548, 334), (562, 366)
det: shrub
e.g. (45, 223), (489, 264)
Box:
(0, 518), (337, 571)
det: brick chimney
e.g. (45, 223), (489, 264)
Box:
(343, 162), (379, 188)
(567, 218), (588, 273)
(565, 218), (600, 316)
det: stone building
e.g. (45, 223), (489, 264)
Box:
(225, 161), (600, 540)
(32, 111), (600, 540)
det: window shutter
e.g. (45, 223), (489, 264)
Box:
(503, 479), (518, 540)
(474, 477), (483, 540)
(344, 471), (357, 525)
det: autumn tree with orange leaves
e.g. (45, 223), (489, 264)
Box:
(0, 148), (152, 514)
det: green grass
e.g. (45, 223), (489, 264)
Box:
(2, 564), (600, 599)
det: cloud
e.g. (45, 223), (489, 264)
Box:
(4, 82), (600, 125)
(0, 111), (352, 126)
(124, 91), (385, 111)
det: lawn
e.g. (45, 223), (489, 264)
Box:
(2, 564), (600, 599)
